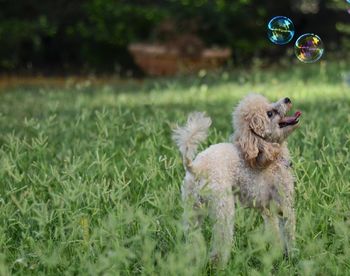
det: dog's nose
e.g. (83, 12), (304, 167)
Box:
(284, 97), (291, 104)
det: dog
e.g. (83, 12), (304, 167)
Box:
(172, 94), (302, 266)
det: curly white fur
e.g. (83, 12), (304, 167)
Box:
(172, 112), (212, 171)
(173, 94), (300, 267)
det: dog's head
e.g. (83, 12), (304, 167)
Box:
(233, 94), (301, 168)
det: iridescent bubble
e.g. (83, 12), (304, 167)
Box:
(267, 16), (295, 45)
(294, 33), (324, 63)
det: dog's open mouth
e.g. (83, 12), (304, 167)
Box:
(279, 111), (302, 128)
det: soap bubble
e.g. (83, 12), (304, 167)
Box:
(294, 33), (324, 63)
(267, 16), (295, 45)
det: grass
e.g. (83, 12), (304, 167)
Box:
(1, 61), (350, 275)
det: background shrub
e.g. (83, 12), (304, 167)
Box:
(0, 0), (348, 74)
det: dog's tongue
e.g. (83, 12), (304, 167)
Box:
(280, 111), (302, 124)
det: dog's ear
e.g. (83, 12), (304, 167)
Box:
(238, 115), (280, 168)
(239, 132), (280, 168)
(238, 127), (259, 167)
(238, 112), (267, 167)
(249, 113), (268, 138)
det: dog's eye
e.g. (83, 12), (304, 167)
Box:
(267, 111), (273, 118)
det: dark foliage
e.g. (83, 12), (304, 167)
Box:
(0, 0), (348, 74)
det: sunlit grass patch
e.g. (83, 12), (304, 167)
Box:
(1, 63), (350, 274)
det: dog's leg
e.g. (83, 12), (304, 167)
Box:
(182, 196), (205, 236)
(278, 206), (296, 257)
(181, 174), (205, 235)
(263, 206), (296, 258)
(262, 211), (283, 248)
(273, 184), (296, 257)
(209, 190), (235, 267)
(180, 175), (208, 269)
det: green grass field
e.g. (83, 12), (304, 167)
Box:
(1, 62), (350, 275)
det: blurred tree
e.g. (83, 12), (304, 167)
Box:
(329, 0), (350, 54)
(0, 0), (348, 74)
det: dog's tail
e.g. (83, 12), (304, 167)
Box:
(172, 112), (212, 171)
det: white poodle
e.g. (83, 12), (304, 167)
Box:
(172, 94), (302, 266)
